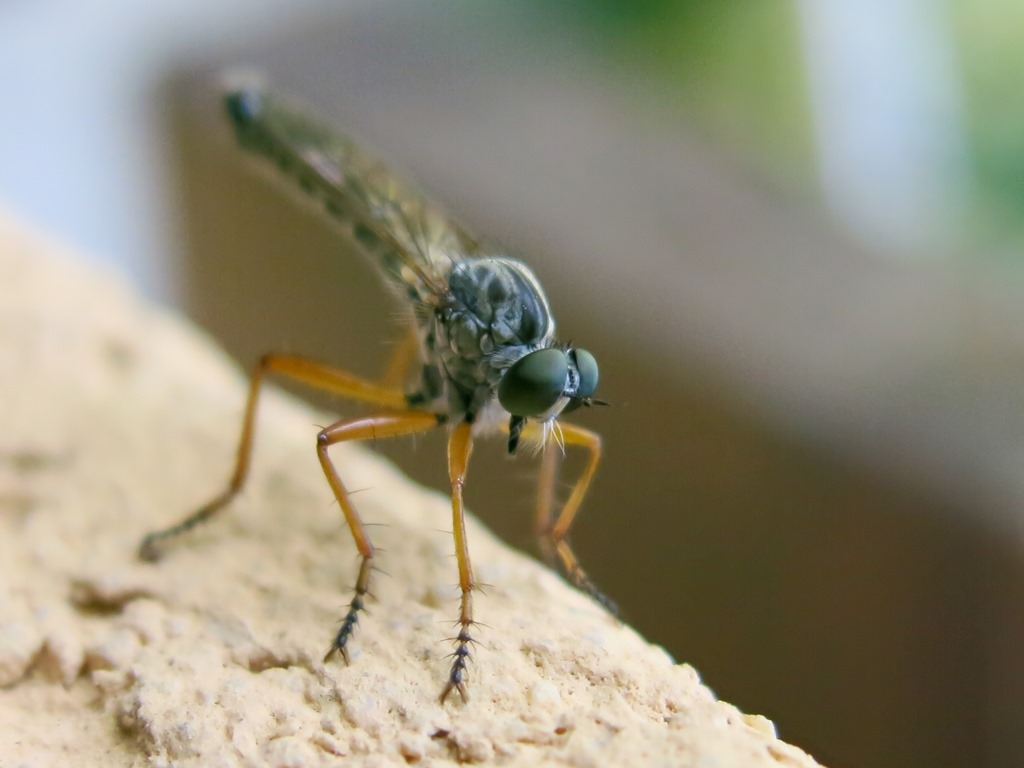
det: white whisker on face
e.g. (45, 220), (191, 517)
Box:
(550, 419), (566, 457)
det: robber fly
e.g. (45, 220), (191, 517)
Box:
(139, 79), (610, 703)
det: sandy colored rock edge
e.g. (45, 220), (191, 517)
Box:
(0, 212), (823, 767)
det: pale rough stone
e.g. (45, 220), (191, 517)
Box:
(0, 211), (825, 767)
(0, 614), (42, 687)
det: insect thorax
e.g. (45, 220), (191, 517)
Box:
(414, 257), (556, 425)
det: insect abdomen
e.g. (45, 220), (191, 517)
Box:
(223, 86), (435, 305)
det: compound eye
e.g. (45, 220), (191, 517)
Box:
(573, 348), (599, 398)
(498, 349), (569, 417)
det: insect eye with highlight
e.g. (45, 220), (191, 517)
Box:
(497, 348), (568, 418)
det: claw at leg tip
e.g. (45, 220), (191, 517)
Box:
(138, 536), (161, 563)
(439, 680), (468, 704)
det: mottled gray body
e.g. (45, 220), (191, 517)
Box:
(431, 257), (554, 425)
(224, 86), (558, 428)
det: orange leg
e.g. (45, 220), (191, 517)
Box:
(138, 352), (409, 560)
(380, 327), (420, 390)
(534, 443), (561, 566)
(317, 410), (440, 663)
(440, 422), (476, 703)
(138, 350), (443, 664)
(523, 421), (616, 614)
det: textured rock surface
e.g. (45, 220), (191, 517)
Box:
(0, 213), (823, 766)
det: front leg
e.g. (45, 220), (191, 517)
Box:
(440, 422), (477, 703)
(531, 422), (617, 615)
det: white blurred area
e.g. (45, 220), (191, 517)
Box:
(797, 0), (970, 258)
(0, 0), (348, 300)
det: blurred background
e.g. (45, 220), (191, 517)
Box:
(3, 1), (1024, 765)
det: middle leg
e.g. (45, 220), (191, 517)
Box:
(317, 410), (441, 664)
